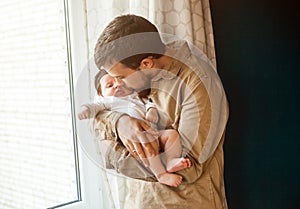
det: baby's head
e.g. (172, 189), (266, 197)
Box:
(94, 70), (133, 97)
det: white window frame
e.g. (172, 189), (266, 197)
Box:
(56, 1), (108, 209)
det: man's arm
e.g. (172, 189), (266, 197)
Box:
(99, 139), (156, 181)
(173, 64), (229, 183)
(94, 110), (158, 180)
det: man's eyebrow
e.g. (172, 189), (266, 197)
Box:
(114, 75), (124, 79)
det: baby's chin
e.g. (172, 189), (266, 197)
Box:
(114, 89), (132, 97)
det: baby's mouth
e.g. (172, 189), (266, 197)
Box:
(114, 89), (124, 96)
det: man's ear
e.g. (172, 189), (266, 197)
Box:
(139, 57), (154, 69)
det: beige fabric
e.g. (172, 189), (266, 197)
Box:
(95, 40), (229, 208)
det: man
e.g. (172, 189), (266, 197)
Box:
(94, 14), (229, 208)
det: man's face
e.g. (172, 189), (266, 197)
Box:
(104, 62), (150, 92)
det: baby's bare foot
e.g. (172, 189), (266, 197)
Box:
(167, 158), (191, 173)
(157, 173), (183, 187)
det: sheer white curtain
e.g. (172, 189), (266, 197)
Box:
(81, 0), (216, 208)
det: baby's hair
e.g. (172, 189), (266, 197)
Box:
(94, 69), (107, 96)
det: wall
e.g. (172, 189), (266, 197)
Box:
(210, 0), (300, 208)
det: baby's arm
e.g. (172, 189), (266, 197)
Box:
(78, 105), (92, 120)
(145, 101), (159, 123)
(77, 103), (110, 120)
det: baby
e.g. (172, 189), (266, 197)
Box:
(78, 71), (191, 187)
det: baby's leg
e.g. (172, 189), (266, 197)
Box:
(159, 129), (191, 173)
(144, 139), (183, 187)
(148, 155), (183, 187)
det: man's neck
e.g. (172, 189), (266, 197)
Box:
(154, 55), (172, 69)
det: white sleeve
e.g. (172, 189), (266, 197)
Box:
(84, 96), (114, 118)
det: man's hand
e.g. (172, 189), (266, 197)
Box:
(116, 115), (159, 167)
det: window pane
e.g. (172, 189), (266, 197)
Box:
(0, 1), (79, 208)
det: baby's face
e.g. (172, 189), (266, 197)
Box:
(99, 74), (133, 97)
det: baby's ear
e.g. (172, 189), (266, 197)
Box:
(97, 88), (102, 96)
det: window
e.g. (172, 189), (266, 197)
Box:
(0, 0), (80, 208)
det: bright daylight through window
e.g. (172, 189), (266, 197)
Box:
(0, 0), (80, 208)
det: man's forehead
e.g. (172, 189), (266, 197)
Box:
(104, 63), (137, 79)
(102, 62), (121, 73)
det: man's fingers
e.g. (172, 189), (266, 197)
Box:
(123, 136), (148, 166)
(123, 140), (134, 153)
(145, 129), (160, 137)
(140, 122), (160, 137)
(139, 121), (150, 131)
(132, 142), (149, 167)
(142, 142), (156, 157)
(116, 117), (159, 167)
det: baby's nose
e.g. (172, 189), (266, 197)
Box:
(114, 78), (124, 87)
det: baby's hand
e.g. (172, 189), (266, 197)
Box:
(78, 106), (91, 120)
(145, 107), (159, 123)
